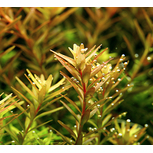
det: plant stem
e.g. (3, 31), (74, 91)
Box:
(75, 69), (87, 144)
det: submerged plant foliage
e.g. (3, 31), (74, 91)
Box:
(0, 7), (153, 145)
(0, 42), (150, 145)
(49, 43), (148, 145)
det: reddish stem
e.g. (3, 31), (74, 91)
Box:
(79, 69), (86, 115)
(35, 103), (41, 115)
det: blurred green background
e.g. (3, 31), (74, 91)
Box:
(0, 7), (153, 144)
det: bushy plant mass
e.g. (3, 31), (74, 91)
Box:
(0, 7), (153, 145)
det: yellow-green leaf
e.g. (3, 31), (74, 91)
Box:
(50, 50), (76, 67)
(82, 64), (91, 83)
(34, 106), (63, 120)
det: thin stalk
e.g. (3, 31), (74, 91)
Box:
(75, 69), (87, 144)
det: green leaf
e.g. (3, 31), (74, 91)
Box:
(58, 120), (76, 139)
(49, 126), (71, 144)
(39, 96), (62, 111)
(48, 77), (65, 93)
(61, 94), (81, 114)
(17, 132), (24, 145)
(90, 58), (112, 78)
(0, 51), (21, 75)
(102, 114), (112, 127)
(100, 130), (116, 145)
(60, 100), (79, 122)
(0, 100), (17, 114)
(3, 127), (19, 143)
(26, 69), (42, 89)
(0, 114), (17, 122)
(30, 120), (52, 133)
(131, 33), (151, 79)
(0, 46), (15, 58)
(30, 104), (36, 120)
(43, 133), (52, 145)
(11, 86), (33, 106)
(38, 84), (47, 104)
(15, 76), (37, 100)
(34, 106), (63, 120)
(44, 84), (72, 102)
(103, 97), (124, 117)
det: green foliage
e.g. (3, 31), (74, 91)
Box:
(0, 7), (153, 145)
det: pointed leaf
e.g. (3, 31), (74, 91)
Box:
(34, 106), (63, 120)
(100, 130), (116, 144)
(55, 55), (81, 81)
(39, 96), (62, 111)
(81, 109), (90, 126)
(0, 15), (22, 35)
(60, 71), (84, 99)
(60, 100), (79, 122)
(61, 94), (81, 114)
(15, 76), (37, 100)
(11, 86), (33, 106)
(26, 69), (42, 90)
(1, 51), (21, 75)
(58, 120), (76, 139)
(0, 46), (15, 58)
(82, 64), (92, 83)
(0, 114), (17, 122)
(45, 84), (72, 102)
(48, 77), (65, 93)
(91, 48), (108, 64)
(102, 114), (112, 127)
(95, 75), (110, 91)
(90, 63), (104, 78)
(123, 35), (135, 59)
(0, 93), (13, 104)
(143, 9), (153, 31)
(85, 44), (102, 63)
(76, 52), (85, 71)
(45, 75), (53, 91)
(89, 107), (98, 119)
(134, 20), (145, 46)
(85, 45), (96, 58)
(49, 126), (71, 144)
(85, 87), (95, 102)
(83, 136), (98, 145)
(90, 58), (112, 78)
(50, 50), (76, 67)
(29, 119), (52, 132)
(87, 97), (106, 110)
